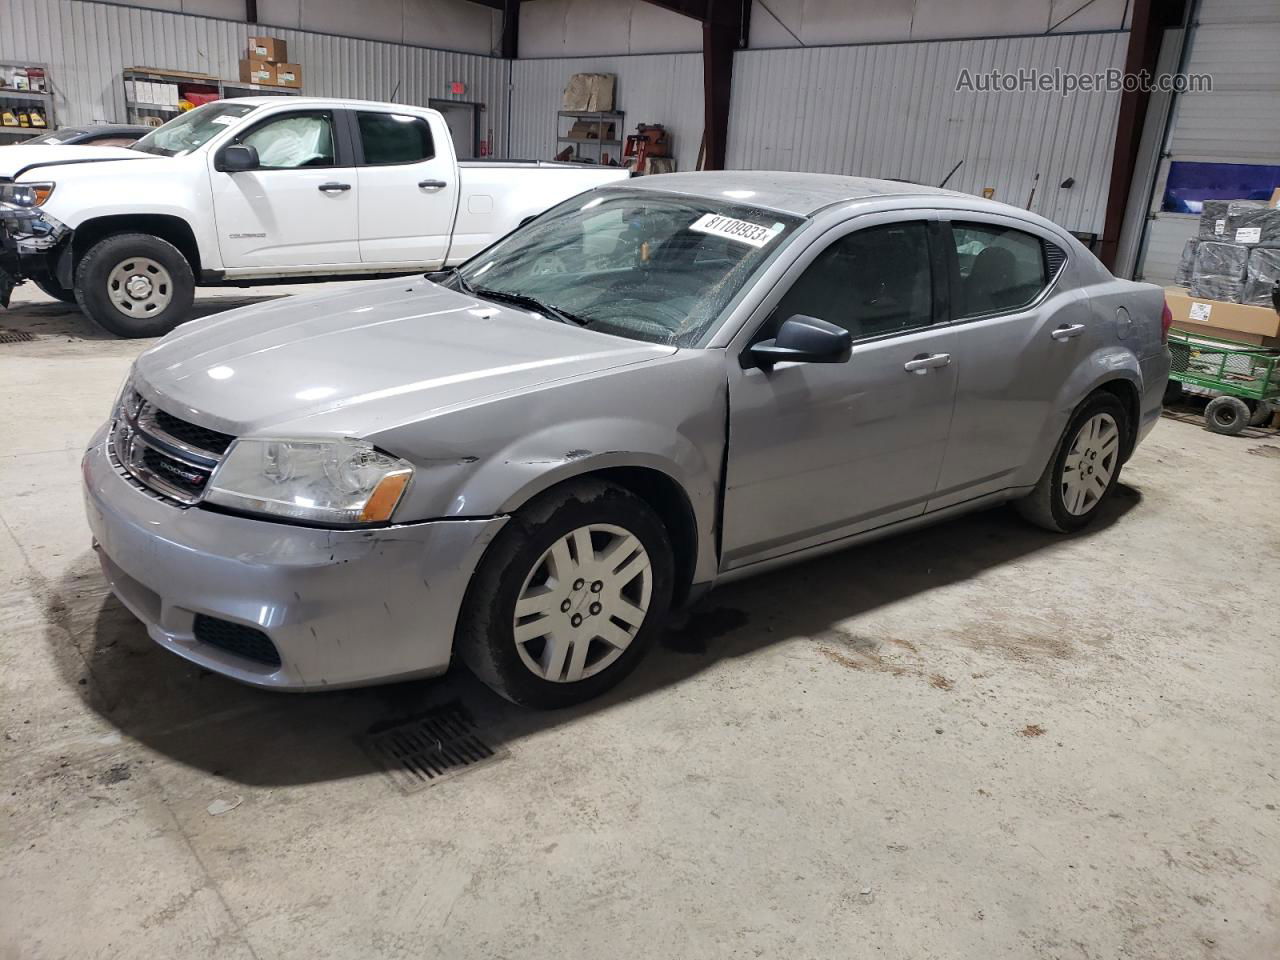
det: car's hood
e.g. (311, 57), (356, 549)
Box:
(0, 144), (154, 180)
(134, 277), (675, 438)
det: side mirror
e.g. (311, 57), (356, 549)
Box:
(749, 315), (852, 370)
(216, 144), (260, 173)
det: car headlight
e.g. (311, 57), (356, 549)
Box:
(0, 182), (55, 207)
(205, 438), (413, 526)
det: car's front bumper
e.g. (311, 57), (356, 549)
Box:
(81, 425), (508, 690)
(0, 200), (71, 305)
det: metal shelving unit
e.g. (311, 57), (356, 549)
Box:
(556, 110), (625, 164)
(122, 67), (301, 128)
(0, 60), (55, 141)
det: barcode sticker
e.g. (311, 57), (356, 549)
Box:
(1235, 227), (1262, 244)
(1214, 219), (1226, 236)
(689, 213), (782, 248)
(1188, 302), (1212, 322)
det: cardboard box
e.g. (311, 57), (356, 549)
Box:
(248, 36), (287, 62)
(273, 63), (302, 88)
(1165, 286), (1280, 342)
(239, 59), (276, 85)
(562, 73), (615, 112)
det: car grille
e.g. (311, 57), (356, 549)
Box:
(111, 389), (233, 505)
(192, 615), (282, 667)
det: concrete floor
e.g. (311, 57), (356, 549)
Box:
(2, 283), (1278, 960)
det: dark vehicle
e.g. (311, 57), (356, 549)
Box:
(23, 124), (151, 148)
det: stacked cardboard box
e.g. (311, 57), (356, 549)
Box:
(1169, 189), (1280, 347)
(239, 35), (302, 89)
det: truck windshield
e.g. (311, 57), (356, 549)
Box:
(131, 102), (255, 157)
(454, 190), (805, 347)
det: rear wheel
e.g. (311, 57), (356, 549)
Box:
(1204, 395), (1250, 436)
(456, 479), (673, 709)
(74, 233), (195, 338)
(1016, 393), (1128, 533)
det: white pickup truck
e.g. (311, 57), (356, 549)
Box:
(0, 97), (628, 336)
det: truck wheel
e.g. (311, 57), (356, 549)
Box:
(74, 233), (195, 338)
(1016, 393), (1128, 533)
(456, 479), (674, 709)
(33, 276), (77, 304)
(1204, 396), (1249, 436)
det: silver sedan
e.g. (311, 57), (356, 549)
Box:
(82, 171), (1171, 707)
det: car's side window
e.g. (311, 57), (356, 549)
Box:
(357, 112), (435, 165)
(951, 222), (1054, 317)
(238, 112), (336, 169)
(768, 221), (933, 341)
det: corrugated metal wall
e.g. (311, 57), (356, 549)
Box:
(509, 54), (703, 170)
(727, 31), (1127, 234)
(0, 0), (510, 154)
(1135, 0), (1280, 283)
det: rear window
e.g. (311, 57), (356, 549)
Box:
(357, 112), (434, 165)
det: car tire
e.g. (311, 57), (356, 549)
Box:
(32, 276), (77, 303)
(456, 479), (674, 709)
(1204, 395), (1250, 436)
(74, 233), (195, 338)
(1016, 392), (1129, 533)
(1247, 400), (1273, 428)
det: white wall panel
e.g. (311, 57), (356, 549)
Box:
(0, 0), (509, 154)
(509, 53), (703, 171)
(519, 0), (701, 58)
(726, 30), (1126, 234)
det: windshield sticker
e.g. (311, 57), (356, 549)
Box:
(689, 213), (781, 248)
(210, 115), (240, 125)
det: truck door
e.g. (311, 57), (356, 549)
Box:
(209, 108), (359, 269)
(351, 109), (460, 268)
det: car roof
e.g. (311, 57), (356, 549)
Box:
(224, 96), (435, 112)
(615, 170), (1011, 219)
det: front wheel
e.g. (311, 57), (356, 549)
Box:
(74, 233), (195, 338)
(1016, 393), (1128, 533)
(456, 480), (674, 709)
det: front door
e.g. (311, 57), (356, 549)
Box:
(353, 109), (460, 268)
(721, 215), (958, 570)
(210, 109), (359, 269)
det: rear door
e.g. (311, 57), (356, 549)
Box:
(721, 213), (959, 570)
(928, 217), (1086, 510)
(209, 108), (359, 268)
(351, 109), (460, 268)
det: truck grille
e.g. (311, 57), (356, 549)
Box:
(111, 389), (233, 505)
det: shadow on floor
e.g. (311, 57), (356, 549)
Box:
(46, 486), (1140, 789)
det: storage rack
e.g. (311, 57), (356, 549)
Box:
(122, 66), (301, 127)
(0, 60), (55, 142)
(556, 110), (625, 164)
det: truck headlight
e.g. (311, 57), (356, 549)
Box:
(0, 182), (55, 207)
(206, 438), (413, 526)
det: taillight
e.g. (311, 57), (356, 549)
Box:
(1160, 298), (1173, 343)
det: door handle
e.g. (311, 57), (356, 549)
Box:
(418, 179), (448, 190)
(1051, 323), (1086, 340)
(318, 182), (351, 193)
(904, 353), (952, 375)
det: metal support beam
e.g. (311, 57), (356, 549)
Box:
(245, 0), (257, 23)
(501, 0), (520, 59)
(1098, 0), (1186, 269)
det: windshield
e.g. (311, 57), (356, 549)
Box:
(131, 102), (255, 157)
(454, 190), (804, 346)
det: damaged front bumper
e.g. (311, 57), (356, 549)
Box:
(0, 199), (70, 307)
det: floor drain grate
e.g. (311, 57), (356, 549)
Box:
(360, 702), (507, 793)
(0, 329), (35, 344)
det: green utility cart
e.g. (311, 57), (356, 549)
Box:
(1166, 329), (1280, 435)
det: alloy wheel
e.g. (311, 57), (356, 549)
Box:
(1061, 412), (1119, 516)
(512, 523), (652, 683)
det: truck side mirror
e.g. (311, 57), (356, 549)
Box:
(217, 144), (260, 173)
(749, 315), (852, 370)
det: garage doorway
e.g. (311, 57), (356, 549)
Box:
(430, 99), (480, 159)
